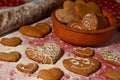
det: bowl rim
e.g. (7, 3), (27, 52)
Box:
(51, 10), (117, 34)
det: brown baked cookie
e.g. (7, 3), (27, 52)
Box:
(19, 25), (41, 38)
(104, 69), (120, 80)
(74, 1), (102, 18)
(19, 23), (51, 38)
(101, 50), (120, 66)
(55, 0), (81, 23)
(73, 47), (94, 57)
(67, 13), (98, 30)
(0, 37), (22, 47)
(86, 1), (102, 14)
(38, 68), (63, 80)
(34, 23), (51, 36)
(0, 51), (21, 62)
(63, 58), (101, 76)
(81, 13), (98, 30)
(25, 42), (63, 64)
(74, 0), (88, 18)
(16, 62), (39, 74)
(96, 14), (109, 29)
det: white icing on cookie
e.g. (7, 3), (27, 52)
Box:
(26, 42), (61, 64)
(102, 51), (120, 64)
(70, 58), (95, 70)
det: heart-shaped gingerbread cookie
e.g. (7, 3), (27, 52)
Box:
(63, 58), (101, 76)
(25, 42), (63, 64)
(101, 50), (120, 66)
(74, 1), (102, 18)
(16, 63), (38, 74)
(67, 12), (109, 30)
(38, 68), (63, 80)
(67, 13), (98, 30)
(104, 70), (120, 80)
(19, 23), (51, 38)
(0, 51), (21, 62)
(73, 47), (94, 57)
(0, 37), (22, 46)
(55, 0), (81, 23)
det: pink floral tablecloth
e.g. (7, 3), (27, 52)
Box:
(0, 0), (120, 80)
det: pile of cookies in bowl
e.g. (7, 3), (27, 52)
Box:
(51, 0), (117, 46)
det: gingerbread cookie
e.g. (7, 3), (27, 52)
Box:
(101, 50), (120, 66)
(74, 1), (101, 18)
(96, 14), (109, 29)
(0, 37), (22, 47)
(73, 47), (94, 57)
(38, 68), (63, 80)
(63, 58), (101, 76)
(86, 1), (102, 14)
(0, 51), (21, 62)
(25, 42), (63, 64)
(16, 62), (39, 74)
(74, 0), (88, 18)
(67, 13), (98, 30)
(19, 23), (51, 38)
(55, 0), (81, 23)
(104, 69), (120, 80)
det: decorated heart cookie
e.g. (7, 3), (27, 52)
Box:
(101, 50), (120, 66)
(19, 23), (51, 38)
(104, 69), (120, 80)
(0, 51), (21, 62)
(63, 58), (101, 76)
(67, 12), (109, 30)
(38, 68), (63, 80)
(55, 0), (81, 23)
(73, 47), (94, 57)
(67, 13), (98, 30)
(16, 63), (39, 74)
(0, 37), (22, 46)
(25, 42), (63, 64)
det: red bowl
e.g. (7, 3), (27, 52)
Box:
(51, 9), (117, 46)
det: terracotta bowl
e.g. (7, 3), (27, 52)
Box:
(51, 10), (117, 46)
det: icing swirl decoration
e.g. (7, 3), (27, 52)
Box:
(25, 42), (63, 64)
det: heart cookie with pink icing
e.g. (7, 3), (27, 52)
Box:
(63, 58), (101, 76)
